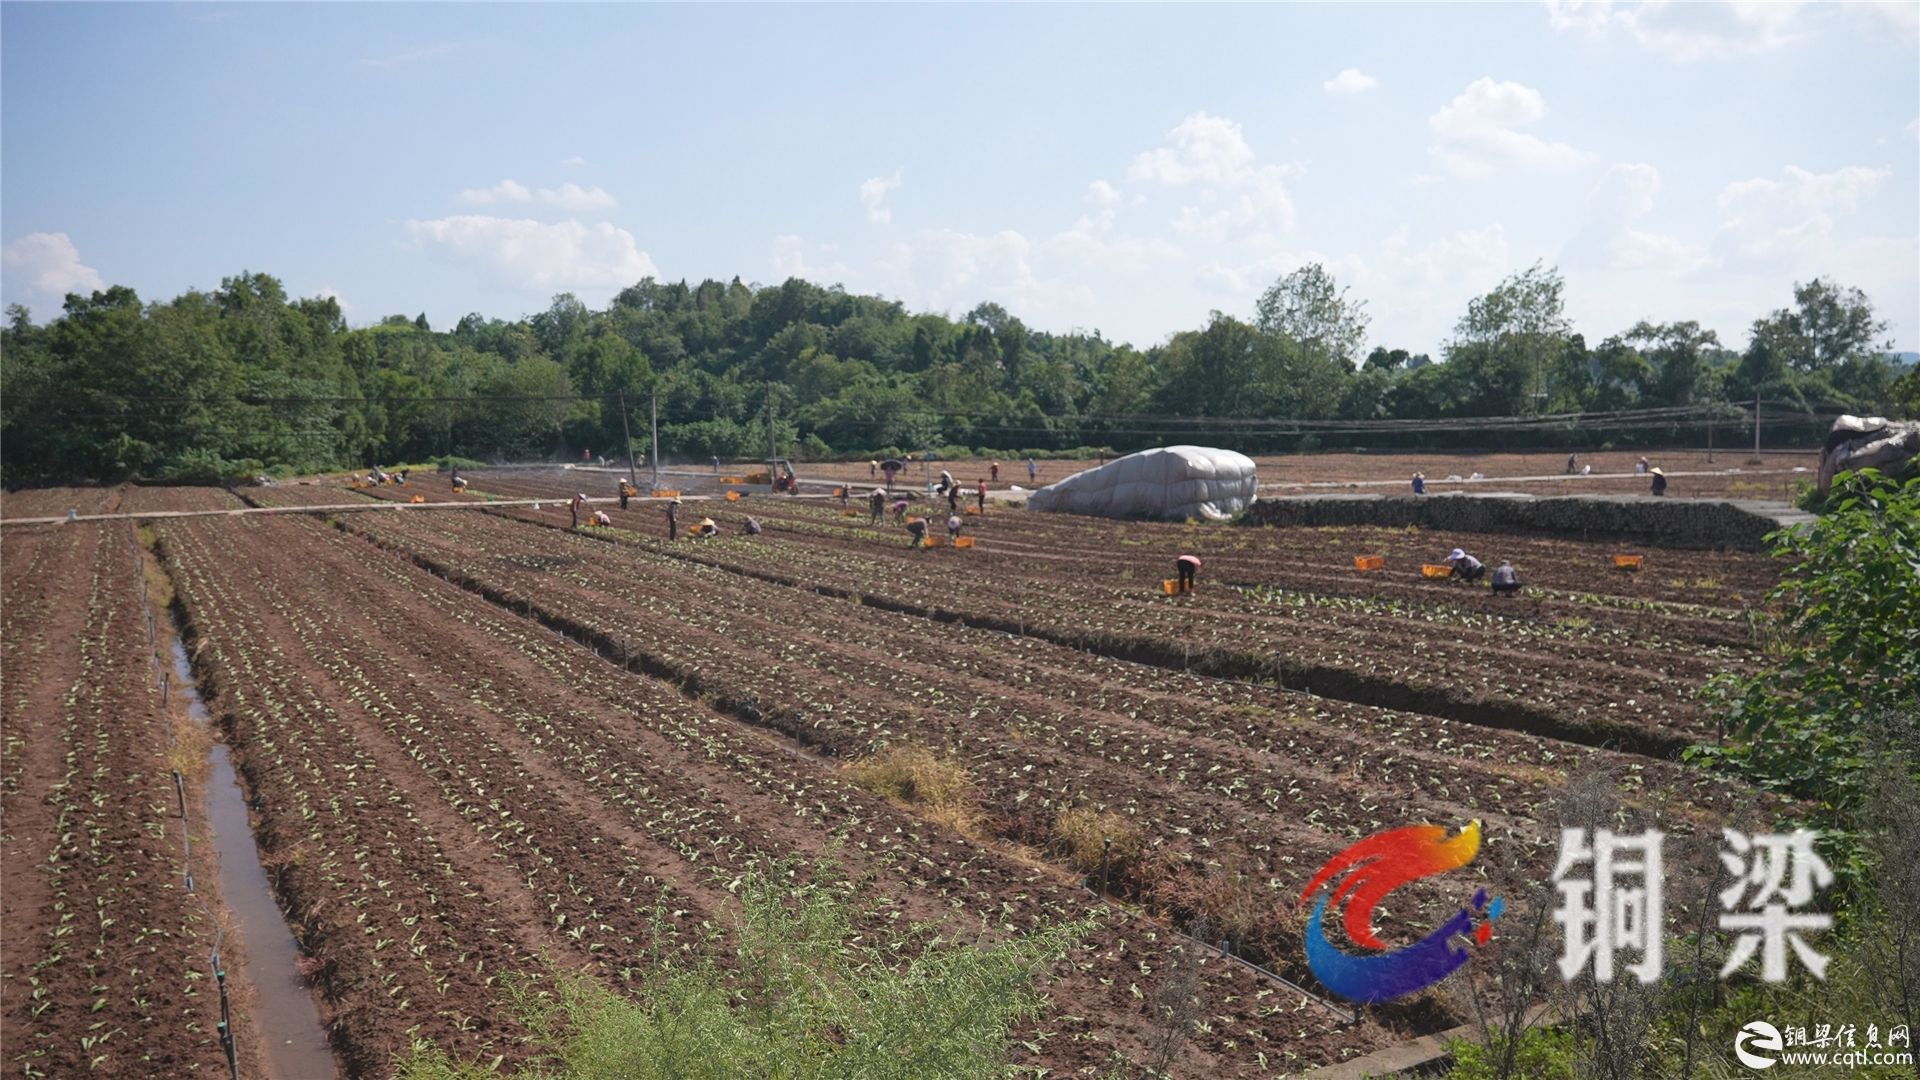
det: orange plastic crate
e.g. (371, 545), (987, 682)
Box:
(1613, 554), (1644, 570)
(1354, 555), (1384, 571)
(725, 491), (742, 502)
(653, 490), (680, 499)
(1161, 579), (1181, 595)
(1421, 564), (1453, 578)
(954, 536), (975, 549)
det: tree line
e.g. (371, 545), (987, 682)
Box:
(2, 264), (1912, 486)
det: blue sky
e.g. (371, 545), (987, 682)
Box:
(4, 2), (1916, 356)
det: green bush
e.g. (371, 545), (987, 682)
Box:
(1445, 1026), (1576, 1080)
(395, 858), (1084, 1080)
(1690, 469), (1920, 883)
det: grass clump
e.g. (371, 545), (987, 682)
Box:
(1052, 806), (1142, 877)
(846, 745), (977, 835)
(395, 858), (1083, 1080)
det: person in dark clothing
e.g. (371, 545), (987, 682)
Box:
(1650, 467), (1668, 496)
(743, 516), (763, 536)
(570, 492), (585, 529)
(906, 517), (928, 548)
(1446, 548), (1485, 582)
(665, 499), (680, 541)
(869, 487), (886, 525)
(1566, 454), (1578, 474)
(1412, 472), (1426, 495)
(618, 482), (632, 510)
(946, 485), (960, 514)
(1490, 560), (1522, 596)
(1175, 554), (1201, 593)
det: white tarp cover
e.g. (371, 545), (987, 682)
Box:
(1818, 414), (1920, 493)
(1027, 445), (1258, 521)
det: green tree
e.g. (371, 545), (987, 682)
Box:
(1253, 262), (1370, 368)
(1445, 262), (1572, 416)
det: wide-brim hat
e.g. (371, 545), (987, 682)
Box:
(1448, 548), (1466, 561)
(1651, 467), (1665, 476)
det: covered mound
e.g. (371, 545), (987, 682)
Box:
(1027, 445), (1257, 521)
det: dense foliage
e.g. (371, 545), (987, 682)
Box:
(1694, 470), (1920, 860)
(2, 264), (1905, 484)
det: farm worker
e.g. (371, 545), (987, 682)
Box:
(990, 461), (1000, 482)
(1028, 458), (1038, 484)
(890, 498), (910, 521)
(396, 469), (409, 485)
(666, 499), (680, 541)
(712, 455), (721, 473)
(869, 460), (878, 479)
(1446, 548), (1485, 583)
(584, 448), (592, 463)
(1412, 472), (1426, 495)
(65, 508), (78, 522)
(946, 513), (963, 541)
(1490, 560), (1522, 596)
(946, 485), (960, 515)
(906, 516), (928, 548)
(696, 517), (718, 538)
(838, 485), (850, 506)
(881, 458), (903, 493)
(1651, 467), (1668, 496)
(1566, 453), (1578, 474)
(869, 487), (886, 525)
(743, 516), (763, 536)
(592, 509), (612, 527)
(976, 479), (987, 513)
(1581, 464), (1593, 475)
(1636, 456), (1650, 474)
(938, 469), (955, 495)
(1175, 554), (1202, 593)
(570, 492), (586, 529)
(451, 472), (466, 492)
(618, 482), (631, 510)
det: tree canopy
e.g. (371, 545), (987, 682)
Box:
(1, 264), (1907, 485)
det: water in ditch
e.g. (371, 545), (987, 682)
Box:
(171, 638), (338, 1080)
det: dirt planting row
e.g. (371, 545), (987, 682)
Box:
(153, 512), (1395, 1076)
(0, 523), (237, 1078)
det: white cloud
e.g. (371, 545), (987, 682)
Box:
(1322, 68), (1379, 95)
(1545, 1), (1807, 61)
(405, 215), (658, 291)
(878, 228), (1038, 310)
(1567, 163), (1709, 272)
(1170, 166), (1298, 240)
(458, 179), (531, 205)
(771, 235), (851, 282)
(537, 183), (616, 212)
(559, 155), (587, 168)
(1044, 208), (1182, 274)
(2, 232), (105, 297)
(315, 287), (351, 313)
(1908, 116), (1919, 140)
(859, 171), (902, 224)
(1085, 179), (1123, 206)
(1127, 112), (1257, 186)
(1428, 77), (1592, 178)
(1714, 164), (1891, 262)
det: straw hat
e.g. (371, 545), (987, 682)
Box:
(1650, 467), (1665, 476)
(1447, 548), (1466, 561)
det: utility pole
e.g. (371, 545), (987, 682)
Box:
(1707, 403), (1714, 464)
(650, 391), (661, 490)
(618, 390), (637, 487)
(1751, 389), (1762, 464)
(767, 395), (778, 463)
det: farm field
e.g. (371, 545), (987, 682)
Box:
(4, 473), (1789, 1077)
(790, 449), (1820, 503)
